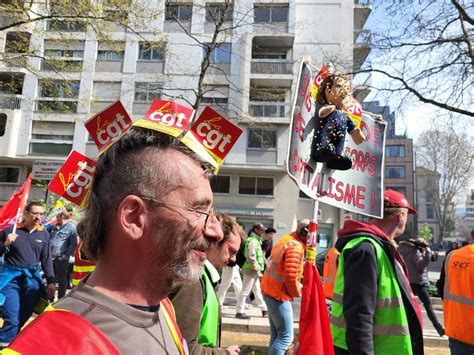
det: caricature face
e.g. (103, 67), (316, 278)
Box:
(325, 76), (352, 109)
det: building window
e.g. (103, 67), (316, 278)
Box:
(254, 5), (289, 23)
(239, 176), (274, 196)
(165, 3), (192, 21)
(386, 186), (406, 195)
(138, 42), (165, 61)
(97, 50), (125, 61)
(42, 42), (84, 72)
(248, 128), (277, 149)
(385, 145), (405, 158)
(0, 114), (6, 137)
(386, 166), (406, 179)
(4, 32), (30, 54)
(205, 4), (233, 22)
(426, 204), (434, 219)
(205, 43), (231, 63)
(46, 20), (86, 32)
(211, 175), (230, 194)
(29, 121), (74, 156)
(37, 80), (79, 113)
(0, 167), (20, 183)
(134, 82), (162, 102)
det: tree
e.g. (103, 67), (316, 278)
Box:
(418, 223), (433, 241)
(416, 128), (474, 242)
(357, 0), (473, 117)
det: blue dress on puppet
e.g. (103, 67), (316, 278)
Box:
(311, 72), (365, 171)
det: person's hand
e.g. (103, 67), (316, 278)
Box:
(4, 233), (18, 247)
(286, 341), (299, 355)
(226, 345), (240, 355)
(47, 283), (56, 300)
(257, 270), (263, 278)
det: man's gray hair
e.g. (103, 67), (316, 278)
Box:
(77, 127), (213, 260)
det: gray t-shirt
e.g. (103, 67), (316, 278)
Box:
(55, 281), (185, 354)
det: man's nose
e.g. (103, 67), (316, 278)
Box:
(204, 215), (223, 242)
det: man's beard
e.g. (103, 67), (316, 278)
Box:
(150, 222), (210, 282)
(226, 260), (237, 267)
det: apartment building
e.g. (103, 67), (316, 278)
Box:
(362, 101), (416, 236)
(0, 0), (371, 246)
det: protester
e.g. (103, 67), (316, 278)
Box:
(331, 190), (424, 355)
(262, 227), (276, 261)
(399, 238), (445, 336)
(261, 219), (308, 355)
(216, 262), (242, 308)
(50, 209), (77, 300)
(170, 213), (243, 355)
(436, 241), (461, 299)
(235, 223), (268, 319)
(0, 202), (56, 347)
(4, 127), (224, 353)
(441, 243), (474, 354)
(322, 245), (339, 300)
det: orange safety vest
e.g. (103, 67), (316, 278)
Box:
(72, 241), (96, 286)
(443, 244), (474, 345)
(322, 247), (339, 300)
(261, 233), (304, 302)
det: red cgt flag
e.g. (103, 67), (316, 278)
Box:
(298, 222), (334, 355)
(0, 173), (32, 230)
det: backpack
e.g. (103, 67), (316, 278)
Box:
(236, 239), (248, 268)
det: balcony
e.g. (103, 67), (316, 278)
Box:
(251, 59), (293, 75)
(0, 14), (20, 29)
(354, 0), (372, 31)
(249, 101), (290, 119)
(0, 95), (21, 110)
(353, 29), (372, 72)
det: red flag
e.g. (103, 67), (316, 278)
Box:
(0, 173), (32, 230)
(298, 222), (334, 355)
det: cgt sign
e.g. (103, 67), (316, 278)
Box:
(85, 101), (133, 154)
(48, 150), (96, 208)
(181, 106), (242, 171)
(133, 100), (195, 137)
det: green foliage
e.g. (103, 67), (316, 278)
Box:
(418, 223), (433, 241)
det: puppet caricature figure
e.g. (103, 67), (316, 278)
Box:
(311, 72), (365, 170)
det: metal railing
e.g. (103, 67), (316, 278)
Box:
(0, 95), (22, 110)
(249, 101), (289, 118)
(251, 59), (293, 75)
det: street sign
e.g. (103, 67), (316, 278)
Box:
(32, 160), (63, 181)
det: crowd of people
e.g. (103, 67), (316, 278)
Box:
(0, 128), (472, 355)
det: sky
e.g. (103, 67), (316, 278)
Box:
(360, 1), (474, 205)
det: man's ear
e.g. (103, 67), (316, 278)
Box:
(116, 195), (146, 241)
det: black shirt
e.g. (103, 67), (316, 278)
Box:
(0, 224), (54, 283)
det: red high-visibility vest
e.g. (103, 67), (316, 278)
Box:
(72, 240), (96, 286)
(322, 247), (339, 300)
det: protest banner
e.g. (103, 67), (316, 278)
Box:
(287, 60), (386, 218)
(48, 151), (96, 208)
(181, 106), (243, 171)
(133, 100), (195, 137)
(84, 101), (133, 154)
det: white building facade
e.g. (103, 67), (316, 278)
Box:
(0, 0), (371, 247)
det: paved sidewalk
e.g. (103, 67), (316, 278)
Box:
(220, 292), (449, 349)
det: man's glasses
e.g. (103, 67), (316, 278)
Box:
(139, 196), (215, 230)
(27, 211), (44, 217)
